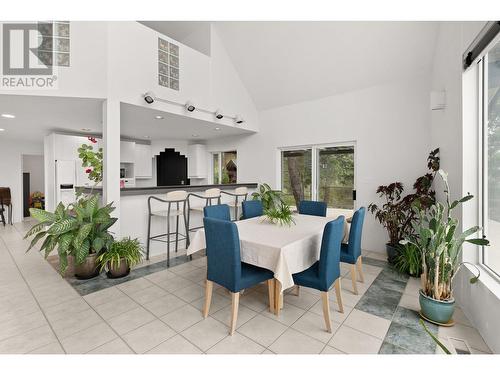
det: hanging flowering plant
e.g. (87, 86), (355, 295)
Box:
(78, 137), (103, 185)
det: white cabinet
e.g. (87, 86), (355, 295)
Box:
(120, 141), (136, 163)
(134, 143), (153, 179)
(187, 144), (208, 179)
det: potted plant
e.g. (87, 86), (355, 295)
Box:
(97, 237), (144, 278)
(25, 194), (116, 279)
(402, 170), (489, 325)
(368, 149), (440, 263)
(252, 183), (295, 226)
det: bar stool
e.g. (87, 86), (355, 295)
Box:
(221, 187), (248, 221)
(187, 188), (221, 233)
(146, 190), (189, 267)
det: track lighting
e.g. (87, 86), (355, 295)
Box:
(214, 110), (224, 120)
(185, 101), (196, 112)
(234, 115), (244, 124)
(143, 91), (156, 104)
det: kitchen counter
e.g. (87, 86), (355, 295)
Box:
(78, 183), (258, 196)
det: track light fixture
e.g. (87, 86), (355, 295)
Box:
(185, 101), (196, 112)
(234, 115), (244, 124)
(143, 91), (156, 104)
(214, 110), (224, 120)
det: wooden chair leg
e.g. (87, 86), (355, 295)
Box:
(203, 280), (213, 318)
(334, 278), (344, 313)
(230, 292), (240, 335)
(321, 291), (333, 333)
(267, 279), (275, 313)
(356, 257), (364, 283)
(350, 264), (359, 295)
(293, 285), (300, 296)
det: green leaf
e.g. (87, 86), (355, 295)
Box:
(54, 202), (66, 219)
(465, 238), (490, 246)
(58, 251), (68, 276)
(29, 208), (56, 223)
(58, 233), (74, 254)
(86, 194), (99, 216)
(73, 223), (93, 250)
(420, 319), (451, 354)
(48, 217), (78, 235)
(27, 231), (48, 252)
(75, 239), (90, 264)
(99, 217), (118, 232)
(92, 237), (105, 252)
(24, 221), (49, 239)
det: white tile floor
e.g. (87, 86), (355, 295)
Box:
(0, 221), (493, 354)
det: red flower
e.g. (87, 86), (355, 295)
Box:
(88, 137), (97, 144)
(85, 168), (92, 174)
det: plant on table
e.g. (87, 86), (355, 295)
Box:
(25, 194), (116, 277)
(402, 170), (489, 324)
(96, 237), (144, 277)
(251, 183), (295, 226)
(368, 148), (440, 263)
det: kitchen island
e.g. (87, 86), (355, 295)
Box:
(80, 183), (258, 258)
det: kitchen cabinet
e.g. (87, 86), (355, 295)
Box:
(134, 143), (153, 179)
(187, 144), (208, 179)
(121, 141), (136, 163)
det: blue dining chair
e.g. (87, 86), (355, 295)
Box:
(203, 204), (231, 221)
(241, 200), (263, 219)
(292, 216), (345, 333)
(340, 207), (366, 295)
(202, 217), (275, 334)
(298, 200), (327, 217)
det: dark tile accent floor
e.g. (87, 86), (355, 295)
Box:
(355, 256), (440, 354)
(66, 252), (204, 296)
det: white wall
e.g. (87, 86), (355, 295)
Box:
(206, 72), (433, 253)
(0, 139), (43, 223)
(22, 155), (44, 194)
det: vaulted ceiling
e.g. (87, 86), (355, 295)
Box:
(214, 21), (440, 110)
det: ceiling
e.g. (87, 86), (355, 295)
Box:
(0, 95), (252, 144)
(214, 21), (440, 110)
(139, 21), (211, 56)
(0, 95), (103, 143)
(120, 103), (253, 140)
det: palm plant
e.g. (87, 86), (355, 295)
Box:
(96, 237), (143, 273)
(402, 170), (489, 301)
(251, 183), (295, 226)
(25, 194), (116, 275)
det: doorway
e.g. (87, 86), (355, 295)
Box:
(22, 155), (45, 217)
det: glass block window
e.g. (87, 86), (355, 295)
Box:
(37, 21), (70, 67)
(158, 37), (179, 90)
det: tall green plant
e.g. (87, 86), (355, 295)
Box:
(25, 194), (116, 275)
(402, 170), (489, 301)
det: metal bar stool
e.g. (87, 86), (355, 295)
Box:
(221, 187), (248, 221)
(146, 190), (190, 267)
(187, 188), (222, 233)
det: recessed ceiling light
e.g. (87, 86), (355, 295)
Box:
(192, 134), (199, 138)
(81, 128), (92, 131)
(215, 127), (221, 131)
(1, 114), (15, 119)
(154, 115), (163, 120)
(0, 128), (5, 132)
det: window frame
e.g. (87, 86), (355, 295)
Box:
(277, 141), (357, 209)
(211, 150), (237, 185)
(478, 34), (500, 279)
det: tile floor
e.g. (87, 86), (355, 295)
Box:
(0, 221), (493, 354)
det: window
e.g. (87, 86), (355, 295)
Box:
(37, 21), (70, 67)
(480, 38), (500, 276)
(212, 151), (237, 184)
(280, 144), (355, 209)
(158, 37), (180, 90)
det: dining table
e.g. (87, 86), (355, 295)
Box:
(186, 211), (352, 315)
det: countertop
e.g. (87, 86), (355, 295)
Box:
(77, 183), (258, 196)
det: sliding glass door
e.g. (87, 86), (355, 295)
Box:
(280, 144), (355, 209)
(317, 146), (355, 209)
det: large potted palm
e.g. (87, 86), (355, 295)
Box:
(25, 195), (116, 278)
(402, 170), (489, 325)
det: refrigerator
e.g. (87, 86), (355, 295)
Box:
(56, 160), (76, 206)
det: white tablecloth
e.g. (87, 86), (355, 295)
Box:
(187, 213), (350, 292)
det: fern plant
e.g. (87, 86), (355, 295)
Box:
(252, 183), (295, 226)
(24, 194), (116, 275)
(96, 237), (144, 273)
